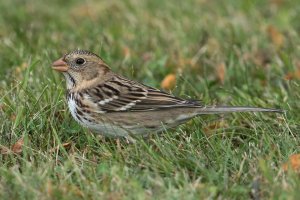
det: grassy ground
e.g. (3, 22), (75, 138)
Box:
(0, 0), (299, 199)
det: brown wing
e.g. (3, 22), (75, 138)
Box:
(83, 75), (202, 112)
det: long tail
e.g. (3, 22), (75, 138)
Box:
(196, 106), (284, 115)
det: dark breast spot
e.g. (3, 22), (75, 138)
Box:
(76, 108), (83, 116)
(82, 109), (91, 114)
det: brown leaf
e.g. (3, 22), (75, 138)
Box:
(122, 46), (131, 59)
(49, 142), (72, 153)
(161, 74), (176, 90)
(267, 25), (285, 48)
(282, 154), (300, 172)
(284, 68), (300, 80)
(11, 137), (24, 154)
(10, 114), (16, 121)
(1, 137), (24, 155)
(269, 0), (284, 6)
(46, 180), (53, 197)
(253, 50), (272, 67)
(203, 120), (228, 135)
(15, 62), (28, 74)
(0, 104), (5, 111)
(216, 63), (226, 84)
(142, 52), (153, 62)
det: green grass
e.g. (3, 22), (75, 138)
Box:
(0, 0), (299, 199)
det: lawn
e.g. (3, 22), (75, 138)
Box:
(0, 0), (299, 199)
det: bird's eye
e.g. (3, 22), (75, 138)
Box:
(75, 58), (85, 65)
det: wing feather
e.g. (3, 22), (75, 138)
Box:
(84, 76), (202, 112)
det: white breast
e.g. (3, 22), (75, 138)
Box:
(67, 95), (130, 137)
(68, 97), (79, 122)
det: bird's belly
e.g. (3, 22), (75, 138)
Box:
(67, 97), (197, 137)
(86, 122), (131, 137)
(68, 97), (131, 137)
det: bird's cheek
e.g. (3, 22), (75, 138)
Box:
(83, 69), (99, 81)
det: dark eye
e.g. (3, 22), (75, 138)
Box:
(75, 58), (85, 65)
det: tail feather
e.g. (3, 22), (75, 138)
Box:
(196, 106), (284, 115)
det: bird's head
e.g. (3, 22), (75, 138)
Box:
(52, 50), (111, 90)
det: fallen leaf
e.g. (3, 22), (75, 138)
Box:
(105, 192), (124, 200)
(203, 120), (228, 135)
(1, 137), (24, 155)
(176, 55), (195, 69)
(142, 52), (153, 62)
(49, 142), (72, 153)
(270, 0), (284, 6)
(282, 154), (300, 172)
(284, 68), (300, 80)
(122, 46), (131, 59)
(165, 51), (197, 71)
(59, 183), (84, 198)
(11, 137), (24, 154)
(15, 62), (28, 74)
(253, 50), (272, 67)
(10, 114), (16, 121)
(0, 104), (5, 111)
(216, 63), (226, 84)
(46, 180), (53, 197)
(161, 74), (176, 90)
(267, 25), (285, 48)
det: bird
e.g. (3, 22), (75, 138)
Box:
(52, 49), (282, 137)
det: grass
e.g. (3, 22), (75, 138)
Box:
(0, 0), (299, 199)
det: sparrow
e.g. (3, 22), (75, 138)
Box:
(52, 50), (282, 137)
